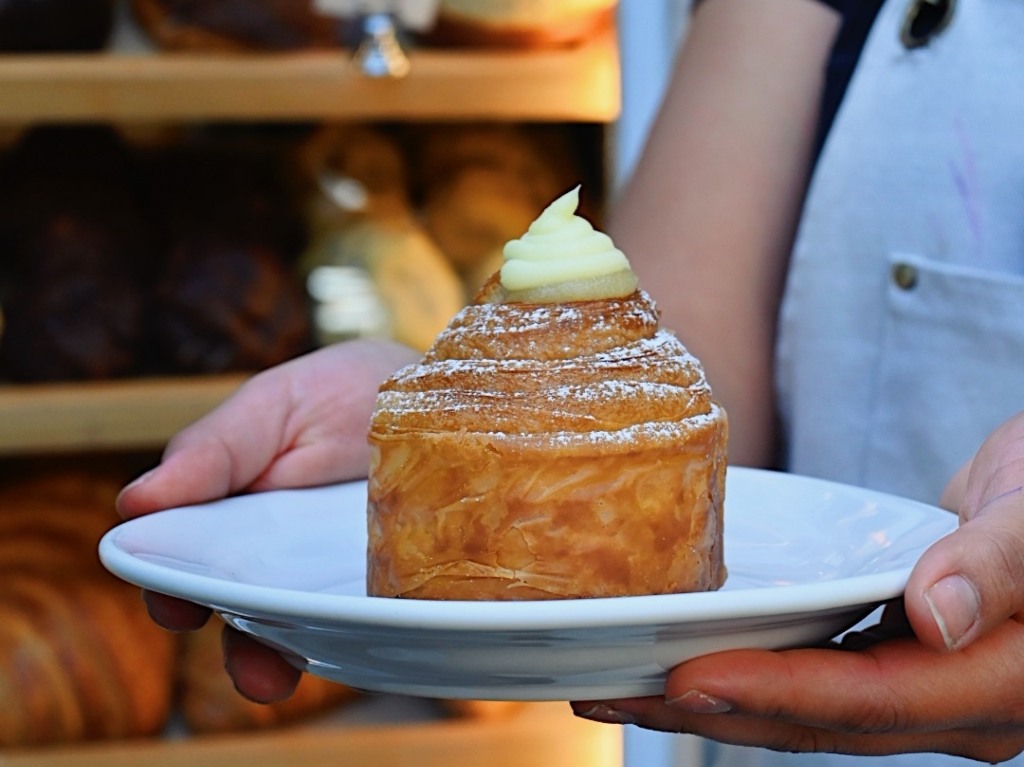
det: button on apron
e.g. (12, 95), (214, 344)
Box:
(901, 0), (956, 49)
(892, 262), (919, 290)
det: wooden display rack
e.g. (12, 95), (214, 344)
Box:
(0, 12), (625, 766)
(2, 701), (623, 767)
(0, 375), (248, 455)
(0, 31), (619, 124)
(0, 26), (621, 454)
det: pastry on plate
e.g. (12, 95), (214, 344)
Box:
(366, 186), (727, 600)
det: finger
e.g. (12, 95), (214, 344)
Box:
(938, 457), (971, 512)
(142, 590), (212, 632)
(905, 503), (1024, 651)
(221, 626), (302, 704)
(572, 698), (1022, 762)
(906, 413), (1024, 650)
(659, 623), (1024, 736)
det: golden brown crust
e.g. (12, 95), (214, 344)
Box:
(0, 470), (177, 747)
(367, 289), (727, 600)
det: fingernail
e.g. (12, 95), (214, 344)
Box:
(123, 468), (157, 492)
(574, 704), (636, 725)
(666, 689), (732, 714)
(924, 574), (980, 650)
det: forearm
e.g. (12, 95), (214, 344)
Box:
(609, 0), (841, 467)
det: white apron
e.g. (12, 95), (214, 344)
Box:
(776, 0), (1024, 503)
(710, 0), (1024, 765)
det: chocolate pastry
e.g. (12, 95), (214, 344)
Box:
(148, 145), (312, 373)
(0, 127), (152, 382)
(155, 239), (312, 373)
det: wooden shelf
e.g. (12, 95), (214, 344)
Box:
(0, 375), (248, 455)
(2, 701), (622, 767)
(0, 32), (620, 124)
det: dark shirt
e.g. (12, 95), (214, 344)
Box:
(817, 0), (886, 146)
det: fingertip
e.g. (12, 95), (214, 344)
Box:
(116, 468), (160, 519)
(142, 590), (212, 632)
(221, 626), (302, 704)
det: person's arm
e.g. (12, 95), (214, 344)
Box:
(610, 0), (842, 467)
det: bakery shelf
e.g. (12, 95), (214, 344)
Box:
(2, 701), (622, 767)
(0, 374), (247, 455)
(0, 31), (620, 124)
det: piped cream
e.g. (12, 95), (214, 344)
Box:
(498, 186), (638, 303)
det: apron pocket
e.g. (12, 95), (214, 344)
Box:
(863, 252), (1024, 502)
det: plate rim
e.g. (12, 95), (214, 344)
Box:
(99, 467), (956, 632)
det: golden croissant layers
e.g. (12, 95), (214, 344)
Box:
(366, 284), (728, 600)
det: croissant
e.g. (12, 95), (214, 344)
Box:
(0, 469), (177, 747)
(367, 187), (727, 601)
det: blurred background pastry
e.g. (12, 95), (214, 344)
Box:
(0, 126), (152, 382)
(147, 139), (314, 373)
(0, 0), (116, 52)
(0, 467), (176, 748)
(414, 123), (580, 294)
(130, 0), (349, 51)
(178, 619), (360, 734)
(426, 0), (617, 48)
(298, 124), (464, 352)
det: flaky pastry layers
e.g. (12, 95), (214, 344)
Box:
(366, 287), (727, 600)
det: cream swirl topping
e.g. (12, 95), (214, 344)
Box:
(499, 186), (638, 301)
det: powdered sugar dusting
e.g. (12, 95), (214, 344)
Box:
(371, 289), (723, 440)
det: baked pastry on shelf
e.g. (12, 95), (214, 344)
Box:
(366, 186), (727, 601)
(0, 126), (151, 382)
(0, 469), (176, 748)
(177, 620), (360, 734)
(147, 142), (314, 374)
(425, 0), (617, 48)
(130, 0), (347, 51)
(414, 123), (580, 296)
(298, 125), (464, 352)
(0, 0), (116, 52)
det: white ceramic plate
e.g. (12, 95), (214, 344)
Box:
(99, 467), (956, 701)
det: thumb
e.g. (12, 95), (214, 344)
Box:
(905, 412), (1024, 651)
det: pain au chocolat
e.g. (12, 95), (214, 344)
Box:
(366, 187), (727, 600)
